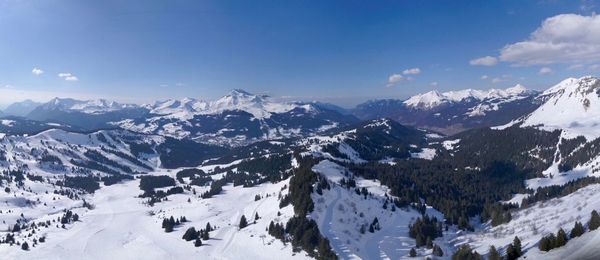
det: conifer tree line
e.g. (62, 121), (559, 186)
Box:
(182, 222), (213, 247)
(408, 215), (442, 248)
(347, 126), (564, 229)
(538, 210), (600, 252)
(161, 216), (187, 233)
(266, 156), (338, 260)
(449, 236), (522, 260)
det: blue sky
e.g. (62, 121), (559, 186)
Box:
(1, 0), (599, 107)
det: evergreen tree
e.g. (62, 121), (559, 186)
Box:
(409, 247), (417, 257)
(538, 233), (556, 252)
(452, 244), (481, 260)
(506, 245), (517, 260)
(12, 224), (20, 232)
(239, 215), (248, 229)
(206, 222), (212, 232)
(513, 236), (522, 257)
(194, 238), (202, 247)
(570, 221), (585, 238)
(255, 212), (260, 221)
(21, 242), (29, 251)
(426, 237), (433, 249)
(182, 227), (199, 241)
(432, 244), (444, 257)
(488, 246), (502, 260)
(589, 210), (600, 231)
(556, 228), (568, 247)
(202, 229), (209, 240)
(165, 223), (173, 233)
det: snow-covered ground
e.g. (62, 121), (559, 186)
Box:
(456, 184), (600, 256)
(0, 173), (308, 260)
(525, 226), (600, 260)
(311, 160), (454, 259)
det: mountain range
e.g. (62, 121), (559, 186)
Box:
(1, 76), (600, 259)
(1, 83), (544, 142)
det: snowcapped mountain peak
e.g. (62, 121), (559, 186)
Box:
(229, 89), (254, 96)
(142, 90), (305, 120)
(404, 85), (534, 110)
(520, 76), (600, 139)
(146, 98), (209, 119)
(505, 84), (527, 95)
(404, 90), (448, 109)
(39, 98), (137, 114)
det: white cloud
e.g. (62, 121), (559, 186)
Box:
(491, 78), (504, 84)
(538, 67), (553, 75)
(480, 75), (489, 80)
(32, 67), (44, 76)
(402, 68), (421, 75)
(430, 81), (438, 87)
(385, 73), (414, 87)
(500, 14), (600, 65)
(386, 74), (404, 87)
(470, 56), (498, 66)
(388, 74), (404, 83)
(58, 72), (78, 81)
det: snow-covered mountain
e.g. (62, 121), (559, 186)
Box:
(26, 98), (148, 131)
(117, 90), (358, 146)
(353, 84), (540, 135)
(2, 100), (42, 117)
(403, 84), (531, 110)
(516, 76), (600, 139)
(37, 98), (138, 114)
(144, 90), (309, 120)
(3, 78), (600, 260)
(21, 90), (357, 146)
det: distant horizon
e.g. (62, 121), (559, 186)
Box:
(0, 80), (551, 110)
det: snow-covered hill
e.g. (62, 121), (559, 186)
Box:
(519, 76), (600, 139)
(311, 160), (453, 259)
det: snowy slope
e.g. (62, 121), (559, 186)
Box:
(0, 176), (308, 260)
(520, 76), (600, 139)
(456, 184), (600, 258)
(311, 160), (453, 260)
(0, 128), (310, 259)
(524, 226), (600, 260)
